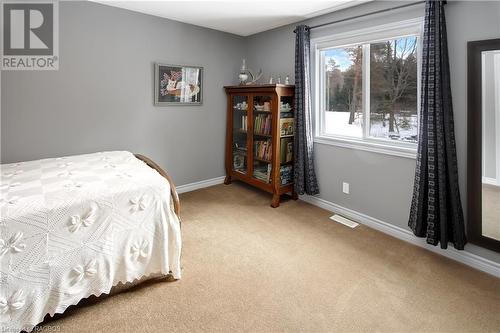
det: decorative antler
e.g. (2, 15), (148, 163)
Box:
(246, 68), (263, 85)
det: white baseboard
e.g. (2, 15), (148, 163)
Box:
(483, 176), (499, 187)
(300, 195), (500, 278)
(176, 176), (225, 194)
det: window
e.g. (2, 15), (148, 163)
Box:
(313, 20), (422, 157)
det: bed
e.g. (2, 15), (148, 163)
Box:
(0, 151), (182, 332)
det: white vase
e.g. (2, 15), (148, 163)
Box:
(239, 72), (248, 84)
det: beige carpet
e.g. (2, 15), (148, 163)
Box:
(44, 183), (500, 332)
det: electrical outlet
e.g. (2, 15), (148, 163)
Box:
(342, 182), (350, 194)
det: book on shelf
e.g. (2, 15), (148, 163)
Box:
(280, 165), (293, 186)
(253, 163), (272, 183)
(254, 114), (272, 135)
(280, 111), (293, 119)
(280, 118), (294, 136)
(280, 137), (293, 163)
(254, 139), (272, 161)
(240, 115), (248, 131)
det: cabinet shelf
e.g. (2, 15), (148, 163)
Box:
(254, 157), (271, 163)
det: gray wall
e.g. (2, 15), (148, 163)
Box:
(1, 1), (245, 186)
(245, 0), (500, 263)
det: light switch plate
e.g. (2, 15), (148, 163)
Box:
(342, 182), (350, 194)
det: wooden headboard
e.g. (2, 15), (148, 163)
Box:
(134, 154), (180, 217)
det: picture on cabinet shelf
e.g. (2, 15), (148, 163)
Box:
(233, 154), (246, 170)
(280, 137), (293, 163)
(154, 63), (203, 105)
(280, 118), (294, 136)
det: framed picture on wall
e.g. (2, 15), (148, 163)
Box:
(154, 63), (203, 106)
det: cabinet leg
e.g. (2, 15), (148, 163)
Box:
(271, 194), (280, 208)
(224, 175), (232, 185)
(291, 190), (298, 200)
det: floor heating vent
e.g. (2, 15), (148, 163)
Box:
(329, 214), (359, 228)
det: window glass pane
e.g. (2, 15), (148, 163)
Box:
(323, 46), (363, 138)
(369, 36), (418, 143)
(232, 95), (248, 174)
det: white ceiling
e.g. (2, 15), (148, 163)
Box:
(90, 0), (371, 36)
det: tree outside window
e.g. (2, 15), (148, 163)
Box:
(322, 35), (418, 143)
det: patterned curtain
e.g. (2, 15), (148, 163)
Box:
(294, 25), (319, 195)
(409, 0), (466, 249)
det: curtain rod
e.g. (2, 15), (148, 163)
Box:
(295, 1), (425, 32)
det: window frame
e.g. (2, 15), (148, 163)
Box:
(312, 18), (423, 159)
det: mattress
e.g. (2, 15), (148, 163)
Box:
(0, 151), (182, 332)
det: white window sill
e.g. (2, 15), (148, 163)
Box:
(314, 136), (417, 159)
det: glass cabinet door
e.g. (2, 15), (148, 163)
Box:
(279, 95), (294, 187)
(252, 95), (273, 183)
(232, 95), (249, 175)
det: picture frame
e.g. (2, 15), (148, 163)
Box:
(154, 63), (203, 106)
(233, 153), (246, 171)
(280, 118), (294, 136)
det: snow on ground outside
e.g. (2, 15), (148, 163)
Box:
(324, 111), (418, 143)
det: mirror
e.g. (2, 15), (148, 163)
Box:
(482, 50), (500, 241)
(468, 39), (500, 252)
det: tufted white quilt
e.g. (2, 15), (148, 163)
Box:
(0, 151), (182, 332)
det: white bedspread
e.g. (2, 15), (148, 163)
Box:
(0, 151), (181, 332)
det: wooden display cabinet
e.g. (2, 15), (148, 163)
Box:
(224, 84), (296, 207)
